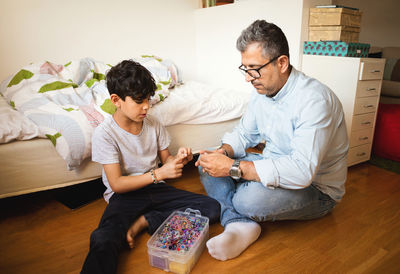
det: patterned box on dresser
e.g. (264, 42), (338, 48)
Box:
(303, 41), (370, 57)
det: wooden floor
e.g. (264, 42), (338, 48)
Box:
(0, 162), (399, 274)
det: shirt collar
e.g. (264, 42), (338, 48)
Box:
(269, 66), (298, 102)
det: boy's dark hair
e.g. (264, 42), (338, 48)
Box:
(236, 20), (290, 61)
(106, 60), (157, 102)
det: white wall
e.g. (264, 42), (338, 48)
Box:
(0, 0), (199, 81)
(194, 0), (330, 90)
(333, 0), (400, 47)
(0, 0), (336, 88)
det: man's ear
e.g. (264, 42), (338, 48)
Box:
(110, 94), (121, 107)
(277, 55), (290, 74)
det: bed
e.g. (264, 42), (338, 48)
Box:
(0, 56), (251, 199)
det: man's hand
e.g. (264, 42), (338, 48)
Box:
(195, 150), (233, 177)
(194, 148), (225, 166)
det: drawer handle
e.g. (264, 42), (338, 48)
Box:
(361, 121), (372, 125)
(363, 104), (374, 108)
(370, 70), (381, 73)
(359, 137), (369, 140)
(356, 152), (366, 157)
(366, 88), (376, 91)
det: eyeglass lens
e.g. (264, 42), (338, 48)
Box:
(239, 67), (260, 78)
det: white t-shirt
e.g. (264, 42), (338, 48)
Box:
(92, 114), (171, 203)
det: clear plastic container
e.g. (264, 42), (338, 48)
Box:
(147, 208), (209, 274)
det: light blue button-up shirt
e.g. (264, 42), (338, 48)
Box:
(222, 67), (349, 201)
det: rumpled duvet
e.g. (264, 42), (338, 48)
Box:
(0, 56), (179, 169)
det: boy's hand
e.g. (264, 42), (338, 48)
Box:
(176, 147), (193, 165)
(157, 157), (184, 180)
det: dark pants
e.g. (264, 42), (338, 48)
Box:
(81, 183), (220, 274)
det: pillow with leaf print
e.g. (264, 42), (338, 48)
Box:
(135, 55), (183, 106)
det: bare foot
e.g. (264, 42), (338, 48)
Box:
(126, 215), (149, 248)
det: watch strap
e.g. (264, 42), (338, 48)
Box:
(232, 159), (240, 167)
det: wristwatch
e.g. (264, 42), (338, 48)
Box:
(229, 159), (242, 180)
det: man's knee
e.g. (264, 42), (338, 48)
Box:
(232, 182), (274, 217)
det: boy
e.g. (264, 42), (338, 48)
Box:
(81, 60), (220, 274)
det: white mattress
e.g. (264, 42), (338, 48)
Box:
(0, 118), (240, 198)
(166, 118), (240, 155)
(0, 138), (102, 199)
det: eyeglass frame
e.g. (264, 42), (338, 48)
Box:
(238, 55), (280, 79)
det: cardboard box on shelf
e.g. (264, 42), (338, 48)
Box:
(309, 7), (362, 27)
(309, 25), (360, 43)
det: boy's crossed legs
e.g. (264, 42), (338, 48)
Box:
(81, 183), (220, 274)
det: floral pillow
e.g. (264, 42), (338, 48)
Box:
(135, 55), (183, 105)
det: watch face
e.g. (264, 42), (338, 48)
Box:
(229, 166), (241, 180)
(230, 168), (240, 177)
(230, 160), (241, 180)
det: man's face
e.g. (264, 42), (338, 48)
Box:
(240, 43), (282, 98)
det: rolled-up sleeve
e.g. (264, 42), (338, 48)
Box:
(253, 158), (280, 188)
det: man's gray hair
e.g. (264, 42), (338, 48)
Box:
(236, 20), (290, 60)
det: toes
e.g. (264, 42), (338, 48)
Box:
(126, 231), (134, 248)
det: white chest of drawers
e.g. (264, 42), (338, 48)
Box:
(302, 55), (385, 166)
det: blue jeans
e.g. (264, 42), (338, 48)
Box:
(198, 152), (336, 227)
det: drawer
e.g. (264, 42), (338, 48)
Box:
(356, 80), (381, 98)
(359, 61), (385, 80)
(353, 96), (379, 114)
(348, 144), (371, 165)
(350, 128), (373, 147)
(352, 112), (375, 131)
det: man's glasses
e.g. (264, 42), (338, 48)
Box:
(238, 56), (279, 79)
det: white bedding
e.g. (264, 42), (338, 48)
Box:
(0, 94), (39, 143)
(149, 81), (250, 125)
(0, 57), (250, 171)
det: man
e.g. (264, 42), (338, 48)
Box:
(196, 20), (348, 261)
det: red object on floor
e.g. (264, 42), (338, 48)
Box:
(372, 103), (400, 162)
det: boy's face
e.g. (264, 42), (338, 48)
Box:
(111, 94), (150, 123)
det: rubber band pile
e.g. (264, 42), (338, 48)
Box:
(153, 214), (207, 252)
